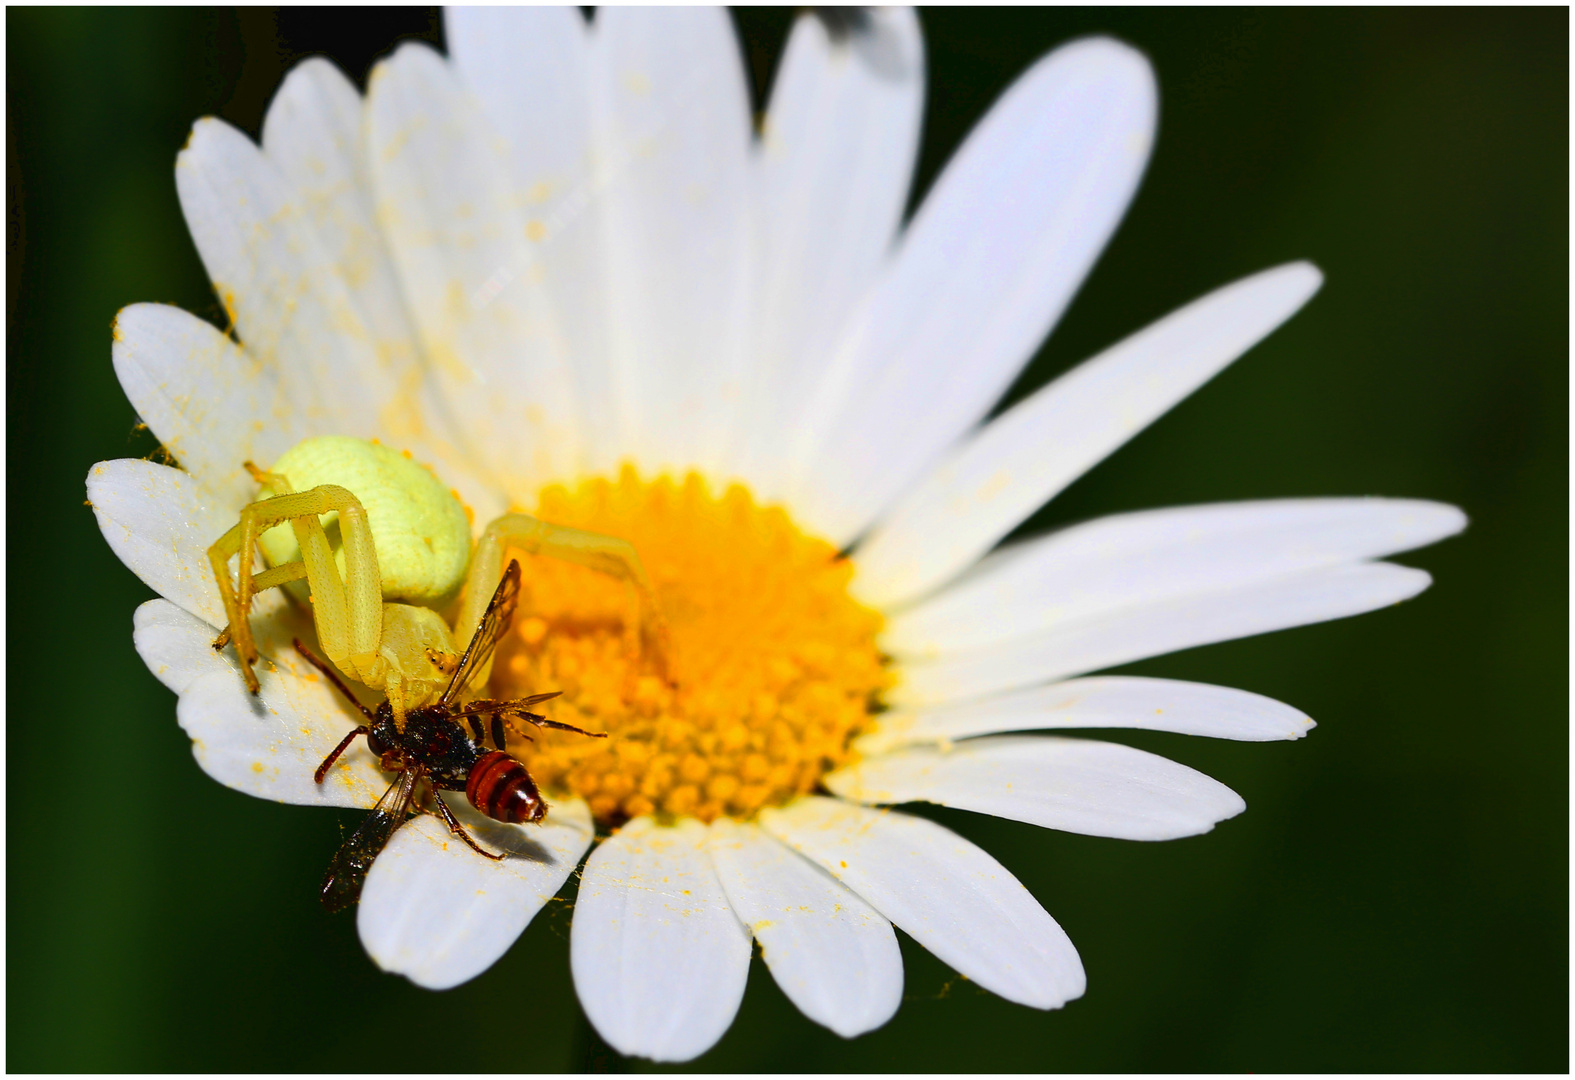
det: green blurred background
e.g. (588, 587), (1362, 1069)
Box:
(7, 7), (1566, 1072)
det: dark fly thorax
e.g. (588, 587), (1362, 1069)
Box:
(370, 702), (485, 791)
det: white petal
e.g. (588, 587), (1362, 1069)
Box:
(759, 796), (1084, 1009)
(87, 458), (261, 628)
(783, 37), (1157, 544)
(885, 498), (1465, 657)
(571, 817), (752, 1062)
(853, 263), (1325, 606)
(444, 7), (591, 194)
(176, 672), (382, 808)
(588, 6), (753, 475)
(259, 57), (494, 512)
(132, 598), (237, 695)
(112, 303), (309, 511)
(444, 8), (592, 222)
(892, 561), (1433, 708)
(735, 8), (924, 494)
(858, 675), (1315, 755)
(367, 43), (582, 499)
(359, 798), (594, 990)
(157, 606), (386, 808)
(445, 8), (622, 477)
(261, 58), (411, 351)
(175, 115), (389, 435)
(827, 735), (1245, 841)
(708, 818), (902, 1038)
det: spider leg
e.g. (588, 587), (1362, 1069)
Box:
(208, 482), (381, 700)
(455, 514), (676, 689)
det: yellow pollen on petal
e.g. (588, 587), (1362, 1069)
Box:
(490, 465), (891, 826)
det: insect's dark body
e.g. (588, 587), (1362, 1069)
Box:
(301, 560), (601, 913)
(370, 701), (482, 789)
(363, 699), (548, 824)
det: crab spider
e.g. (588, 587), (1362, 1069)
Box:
(207, 436), (670, 728)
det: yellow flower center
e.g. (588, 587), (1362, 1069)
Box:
(489, 466), (891, 826)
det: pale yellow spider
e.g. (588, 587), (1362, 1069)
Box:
(207, 436), (669, 727)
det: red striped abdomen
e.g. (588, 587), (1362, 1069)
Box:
(466, 751), (547, 824)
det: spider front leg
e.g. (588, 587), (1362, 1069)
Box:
(454, 514), (676, 691)
(207, 480), (382, 695)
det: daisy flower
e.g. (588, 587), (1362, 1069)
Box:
(87, 7), (1465, 1064)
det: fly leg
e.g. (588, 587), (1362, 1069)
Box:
(448, 697), (606, 745)
(507, 713), (605, 741)
(484, 700), (607, 742)
(295, 639), (377, 722)
(465, 714), (487, 745)
(314, 727), (371, 784)
(454, 710), (512, 751)
(297, 639), (380, 783)
(428, 791), (505, 861)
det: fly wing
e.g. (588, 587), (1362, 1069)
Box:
(319, 768), (419, 913)
(446, 692), (562, 719)
(441, 560), (522, 707)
